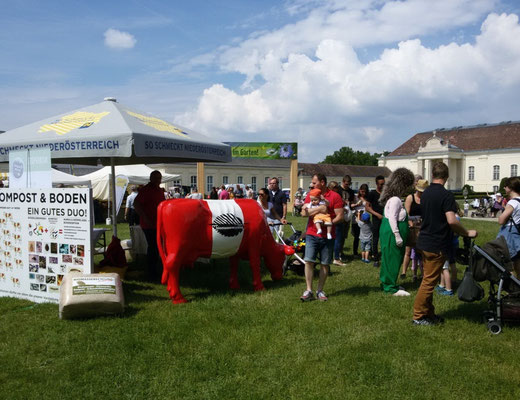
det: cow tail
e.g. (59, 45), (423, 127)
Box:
(156, 202), (167, 265)
(156, 202), (175, 274)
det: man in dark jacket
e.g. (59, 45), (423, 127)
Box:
(268, 177), (287, 224)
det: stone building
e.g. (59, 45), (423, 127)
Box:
(379, 121), (520, 192)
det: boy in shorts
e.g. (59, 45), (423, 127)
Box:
(357, 211), (373, 263)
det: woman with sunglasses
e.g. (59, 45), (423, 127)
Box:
(257, 187), (284, 232)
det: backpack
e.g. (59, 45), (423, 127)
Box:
(458, 267), (484, 302)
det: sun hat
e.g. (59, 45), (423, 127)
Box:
(309, 189), (321, 197)
(415, 179), (429, 192)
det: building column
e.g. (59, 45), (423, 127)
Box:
(443, 158), (451, 190)
(197, 162), (205, 196)
(424, 159), (431, 181)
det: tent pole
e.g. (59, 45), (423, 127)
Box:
(110, 158), (117, 237)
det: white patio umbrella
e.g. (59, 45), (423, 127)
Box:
(0, 97), (231, 236)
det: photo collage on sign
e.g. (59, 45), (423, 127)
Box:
(0, 211), (23, 288)
(27, 221), (85, 294)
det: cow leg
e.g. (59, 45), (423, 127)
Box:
(258, 235), (284, 282)
(229, 256), (240, 290)
(248, 248), (265, 292)
(263, 248), (284, 281)
(164, 257), (187, 304)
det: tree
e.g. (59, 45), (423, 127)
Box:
(321, 147), (389, 166)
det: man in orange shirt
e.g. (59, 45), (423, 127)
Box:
(134, 170), (165, 281)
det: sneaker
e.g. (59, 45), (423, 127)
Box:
(327, 233), (332, 240)
(333, 259), (345, 266)
(440, 289), (454, 296)
(430, 314), (445, 323)
(412, 315), (445, 326)
(412, 317), (436, 326)
(400, 273), (406, 280)
(300, 290), (314, 302)
(316, 290), (328, 301)
(435, 285), (445, 294)
(373, 261), (380, 268)
(393, 289), (410, 297)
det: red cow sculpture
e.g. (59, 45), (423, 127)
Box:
(156, 199), (285, 304)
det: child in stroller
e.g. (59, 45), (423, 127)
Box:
(471, 197), (492, 218)
(272, 222), (306, 275)
(467, 236), (520, 334)
(293, 193), (304, 216)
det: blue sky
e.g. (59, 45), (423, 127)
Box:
(1, 0), (520, 162)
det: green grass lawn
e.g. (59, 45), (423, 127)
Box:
(1, 217), (519, 399)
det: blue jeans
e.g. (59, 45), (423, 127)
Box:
(304, 234), (334, 266)
(334, 222), (346, 259)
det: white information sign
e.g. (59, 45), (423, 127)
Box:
(28, 148), (52, 189)
(0, 188), (92, 304)
(8, 150), (28, 189)
(114, 175), (129, 216)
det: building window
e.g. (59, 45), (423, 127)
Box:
(206, 176), (213, 194)
(223, 176), (228, 185)
(251, 177), (257, 191)
(278, 178), (283, 188)
(264, 177), (270, 187)
(493, 165), (500, 180)
(468, 166), (475, 181)
(173, 179), (181, 186)
(493, 185), (499, 193)
(237, 176), (243, 184)
(354, 182), (359, 190)
(511, 164), (518, 177)
(190, 176), (197, 188)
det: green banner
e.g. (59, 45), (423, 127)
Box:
(225, 142), (297, 159)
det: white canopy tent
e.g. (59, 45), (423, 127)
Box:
(80, 164), (179, 201)
(52, 168), (91, 187)
(0, 169), (92, 187)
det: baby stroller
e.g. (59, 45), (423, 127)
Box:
(469, 237), (520, 334)
(272, 222), (306, 275)
(471, 198), (492, 218)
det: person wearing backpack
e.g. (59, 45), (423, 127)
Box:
(497, 176), (520, 276)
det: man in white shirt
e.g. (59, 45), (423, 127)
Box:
(187, 187), (203, 199)
(124, 186), (139, 226)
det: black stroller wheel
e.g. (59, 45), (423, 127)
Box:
(487, 321), (502, 335)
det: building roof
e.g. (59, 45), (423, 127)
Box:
(299, 163), (391, 178)
(388, 121), (520, 157)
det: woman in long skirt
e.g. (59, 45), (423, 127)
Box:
(378, 168), (415, 296)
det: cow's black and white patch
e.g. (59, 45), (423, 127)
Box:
(207, 200), (244, 258)
(211, 213), (243, 237)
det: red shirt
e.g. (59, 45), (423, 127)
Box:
(304, 189), (343, 239)
(134, 183), (165, 229)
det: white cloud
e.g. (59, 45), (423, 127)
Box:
(212, 0), (496, 86)
(104, 28), (136, 49)
(363, 127), (384, 143)
(176, 7), (520, 162)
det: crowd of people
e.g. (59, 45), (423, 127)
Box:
(126, 164), (520, 326)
